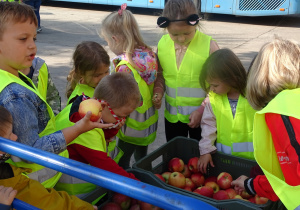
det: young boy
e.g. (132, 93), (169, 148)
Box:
(54, 73), (141, 200)
(0, 106), (96, 210)
(0, 2), (112, 188)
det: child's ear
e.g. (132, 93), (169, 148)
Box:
(112, 35), (121, 44)
(101, 101), (107, 109)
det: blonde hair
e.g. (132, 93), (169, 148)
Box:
(200, 48), (247, 97)
(0, 2), (37, 40)
(247, 37), (300, 110)
(94, 72), (140, 109)
(100, 9), (151, 71)
(66, 41), (110, 98)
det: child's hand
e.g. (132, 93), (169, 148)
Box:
(152, 93), (163, 109)
(231, 175), (248, 194)
(198, 154), (214, 174)
(93, 205), (97, 210)
(0, 186), (17, 205)
(188, 110), (202, 128)
(75, 111), (114, 134)
(116, 119), (126, 130)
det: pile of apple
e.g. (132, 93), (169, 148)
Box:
(100, 192), (162, 210)
(154, 157), (268, 205)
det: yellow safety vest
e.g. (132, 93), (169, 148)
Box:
(0, 70), (68, 188)
(254, 88), (300, 210)
(67, 83), (94, 105)
(210, 92), (256, 160)
(115, 60), (158, 146)
(158, 30), (211, 123)
(36, 63), (49, 101)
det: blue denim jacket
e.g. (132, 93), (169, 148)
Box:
(0, 80), (66, 154)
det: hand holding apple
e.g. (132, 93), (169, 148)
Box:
(198, 154), (214, 174)
(231, 175), (248, 194)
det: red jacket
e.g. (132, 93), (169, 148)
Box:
(245, 113), (300, 201)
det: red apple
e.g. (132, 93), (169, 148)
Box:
(168, 157), (184, 172)
(217, 172), (233, 190)
(168, 172), (186, 189)
(213, 190), (230, 200)
(204, 176), (218, 185)
(130, 204), (141, 210)
(185, 178), (196, 191)
(233, 195), (243, 200)
(161, 172), (172, 183)
(154, 174), (165, 182)
(205, 181), (220, 193)
(190, 173), (205, 187)
(225, 188), (237, 199)
(139, 201), (161, 210)
(78, 98), (102, 122)
(183, 186), (192, 192)
(241, 190), (252, 199)
(187, 157), (199, 173)
(112, 192), (131, 210)
(181, 164), (192, 178)
(101, 202), (122, 210)
(254, 194), (269, 205)
(193, 186), (214, 198)
(249, 197), (256, 203)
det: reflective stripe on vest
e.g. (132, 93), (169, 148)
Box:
(210, 91), (256, 160)
(37, 63), (48, 101)
(254, 89), (300, 210)
(67, 83), (94, 105)
(115, 60), (158, 146)
(216, 142), (254, 155)
(158, 30), (211, 123)
(0, 70), (67, 188)
(107, 140), (124, 163)
(55, 174), (106, 205)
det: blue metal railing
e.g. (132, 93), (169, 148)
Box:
(0, 138), (217, 210)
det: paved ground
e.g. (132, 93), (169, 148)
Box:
(37, 1), (300, 165)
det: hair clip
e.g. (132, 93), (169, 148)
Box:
(118, 3), (127, 16)
(157, 14), (201, 28)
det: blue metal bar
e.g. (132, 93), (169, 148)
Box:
(0, 138), (217, 210)
(12, 199), (41, 210)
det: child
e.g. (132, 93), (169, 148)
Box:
(231, 38), (300, 209)
(54, 73), (140, 200)
(20, 57), (61, 115)
(66, 41), (110, 105)
(0, 2), (112, 188)
(197, 48), (256, 174)
(0, 106), (97, 210)
(153, 0), (220, 142)
(100, 3), (159, 169)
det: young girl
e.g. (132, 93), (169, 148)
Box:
(197, 48), (256, 174)
(232, 38), (300, 209)
(0, 2), (112, 189)
(0, 106), (97, 210)
(54, 73), (140, 202)
(153, 0), (220, 142)
(100, 4), (159, 169)
(66, 41), (110, 104)
(20, 56), (61, 115)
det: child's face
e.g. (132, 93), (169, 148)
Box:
(104, 36), (123, 56)
(167, 22), (196, 46)
(80, 64), (110, 88)
(101, 102), (137, 124)
(207, 78), (231, 96)
(0, 20), (37, 76)
(0, 123), (18, 155)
